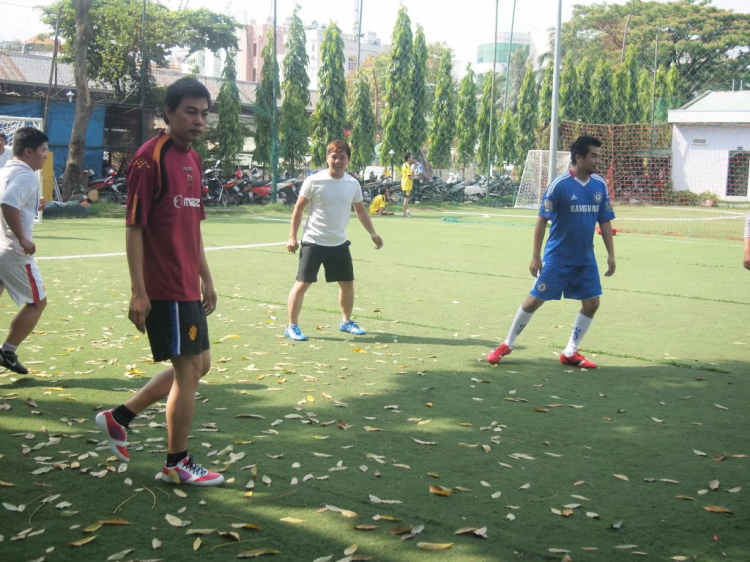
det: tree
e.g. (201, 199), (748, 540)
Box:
(348, 73), (376, 174)
(455, 63), (478, 172)
(215, 49), (244, 177)
(279, 5), (310, 174)
(40, 1), (238, 102)
(496, 109), (517, 169)
(428, 49), (456, 170)
(380, 7), (413, 168)
(611, 64), (630, 124)
(515, 64), (538, 173)
(409, 25), (429, 154)
(590, 59), (613, 124)
(536, 63), (554, 149)
(344, 51), (388, 128)
(254, 29), (278, 169)
(61, 0), (95, 201)
(664, 64), (683, 113)
(477, 73), (499, 171)
(622, 46), (641, 124)
(559, 52), (579, 122)
(637, 67), (653, 124)
(310, 22), (347, 169)
(506, 47), (529, 112)
(562, 0), (750, 96)
(576, 57), (595, 123)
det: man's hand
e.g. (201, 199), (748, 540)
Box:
(39, 197), (46, 212)
(529, 257), (543, 278)
(128, 291), (151, 333)
(371, 233), (384, 249)
(744, 249), (750, 270)
(19, 237), (36, 256)
(287, 237), (299, 253)
(604, 255), (616, 277)
(202, 280), (218, 316)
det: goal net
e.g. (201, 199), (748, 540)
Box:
(0, 116), (46, 221)
(514, 150), (569, 209)
(560, 120), (749, 240)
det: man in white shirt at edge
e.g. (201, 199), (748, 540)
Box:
(285, 139), (384, 342)
(0, 127), (49, 374)
(0, 133), (12, 169)
(743, 211), (750, 270)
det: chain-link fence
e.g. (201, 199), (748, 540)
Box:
(1, 0), (748, 238)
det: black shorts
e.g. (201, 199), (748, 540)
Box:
(145, 300), (210, 362)
(296, 241), (354, 283)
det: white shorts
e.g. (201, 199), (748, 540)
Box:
(0, 261), (46, 306)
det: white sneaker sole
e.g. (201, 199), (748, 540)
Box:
(161, 471), (224, 486)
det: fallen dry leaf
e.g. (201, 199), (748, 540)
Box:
(703, 505), (732, 514)
(417, 542), (453, 550)
(613, 474), (629, 481)
(236, 548), (281, 558)
(429, 485), (452, 497)
(70, 535), (97, 547)
(709, 479), (720, 490)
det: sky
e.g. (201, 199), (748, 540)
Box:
(2, 0), (749, 70)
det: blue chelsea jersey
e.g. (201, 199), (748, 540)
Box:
(539, 171), (616, 265)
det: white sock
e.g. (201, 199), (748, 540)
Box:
(1, 342), (18, 354)
(563, 313), (593, 356)
(505, 307), (534, 348)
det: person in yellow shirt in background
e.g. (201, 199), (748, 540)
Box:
(369, 187), (393, 216)
(401, 152), (415, 217)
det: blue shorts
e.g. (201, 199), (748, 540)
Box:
(530, 261), (602, 301)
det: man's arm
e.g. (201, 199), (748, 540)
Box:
(126, 226), (150, 332)
(287, 196), (309, 253)
(199, 231), (217, 315)
(0, 203), (35, 255)
(529, 216), (548, 278)
(599, 220), (616, 277)
(353, 202), (384, 249)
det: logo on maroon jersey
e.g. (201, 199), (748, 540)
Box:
(187, 172), (194, 188)
(173, 194), (201, 209)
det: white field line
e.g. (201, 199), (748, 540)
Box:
(441, 211), (743, 222)
(36, 241), (286, 261)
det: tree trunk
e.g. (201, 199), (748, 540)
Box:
(61, 0), (96, 201)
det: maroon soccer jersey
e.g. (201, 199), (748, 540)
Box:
(125, 131), (205, 301)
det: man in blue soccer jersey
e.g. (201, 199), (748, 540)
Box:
(487, 135), (616, 369)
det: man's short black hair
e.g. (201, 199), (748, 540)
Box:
(570, 135), (602, 166)
(163, 77), (211, 125)
(0, 132), (6, 141)
(404, 152), (412, 162)
(12, 127), (48, 158)
(379, 186), (388, 196)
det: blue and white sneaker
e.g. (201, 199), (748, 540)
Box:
(285, 324), (308, 341)
(340, 319), (366, 335)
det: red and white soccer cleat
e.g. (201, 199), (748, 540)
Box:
(560, 351), (597, 369)
(95, 409), (130, 462)
(162, 457), (224, 486)
(487, 343), (512, 365)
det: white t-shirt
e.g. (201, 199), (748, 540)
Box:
(0, 148), (11, 169)
(745, 211), (750, 239)
(0, 159), (40, 263)
(299, 170), (364, 246)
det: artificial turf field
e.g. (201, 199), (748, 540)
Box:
(0, 207), (748, 562)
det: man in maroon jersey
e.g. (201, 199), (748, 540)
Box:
(96, 78), (223, 486)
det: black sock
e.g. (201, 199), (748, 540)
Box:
(112, 405), (136, 427)
(166, 450), (188, 467)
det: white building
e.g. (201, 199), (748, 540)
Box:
(668, 91), (750, 201)
(474, 31), (535, 78)
(305, 22), (388, 90)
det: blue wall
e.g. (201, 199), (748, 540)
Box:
(1, 100), (105, 176)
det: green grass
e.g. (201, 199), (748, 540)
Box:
(0, 210), (748, 562)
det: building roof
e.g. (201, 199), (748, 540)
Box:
(669, 91), (750, 124)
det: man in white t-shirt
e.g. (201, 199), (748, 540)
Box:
(0, 127), (49, 374)
(744, 211), (750, 270)
(0, 133), (11, 169)
(285, 140), (384, 341)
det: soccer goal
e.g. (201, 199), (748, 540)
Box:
(0, 116), (46, 221)
(514, 150), (569, 209)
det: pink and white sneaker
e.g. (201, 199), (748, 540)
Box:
(95, 409), (130, 462)
(162, 457), (224, 486)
